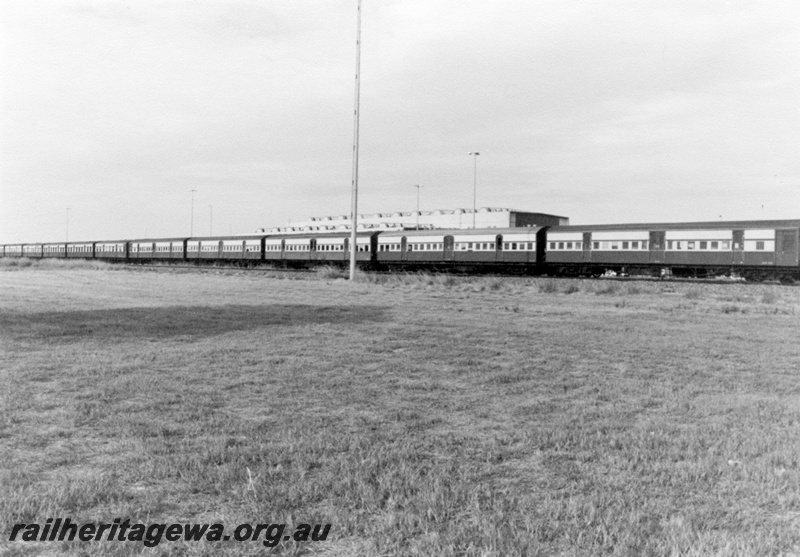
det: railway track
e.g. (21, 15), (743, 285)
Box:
(126, 263), (314, 273)
(122, 262), (795, 285)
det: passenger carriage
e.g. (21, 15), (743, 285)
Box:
(282, 234), (316, 263)
(187, 237), (221, 261)
(129, 239), (154, 260)
(377, 227), (543, 268)
(128, 238), (185, 261)
(186, 235), (265, 263)
(42, 243), (66, 258)
(3, 245), (25, 258)
(264, 237), (285, 262)
(66, 242), (95, 259)
(377, 230), (445, 264)
(314, 235), (347, 262)
(23, 244), (44, 258)
(151, 238), (187, 260)
(270, 231), (378, 265)
(545, 220), (800, 277)
(95, 241), (128, 260)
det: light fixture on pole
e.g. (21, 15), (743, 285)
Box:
(209, 205), (213, 235)
(349, 0), (362, 281)
(189, 189), (197, 236)
(468, 152), (480, 228)
(413, 184), (423, 228)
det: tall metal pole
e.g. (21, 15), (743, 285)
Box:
(209, 205), (213, 235)
(468, 151), (480, 228)
(349, 0), (362, 280)
(189, 189), (197, 236)
(413, 184), (423, 228)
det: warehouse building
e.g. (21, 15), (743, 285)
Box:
(259, 208), (568, 233)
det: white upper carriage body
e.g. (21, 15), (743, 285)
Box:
(68, 243), (93, 252)
(317, 237), (345, 251)
(665, 228), (774, 251)
(265, 238), (282, 252)
(497, 231), (537, 251)
(743, 229), (775, 251)
(97, 242), (124, 253)
(405, 235), (446, 251)
(221, 239), (245, 252)
(547, 231), (586, 251)
(154, 241), (172, 253)
(355, 237), (371, 252)
(591, 231), (649, 251)
(285, 238), (311, 251)
(547, 232), (583, 242)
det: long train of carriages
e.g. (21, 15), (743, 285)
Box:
(2, 219), (800, 281)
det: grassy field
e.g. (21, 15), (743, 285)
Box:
(1, 261), (799, 556)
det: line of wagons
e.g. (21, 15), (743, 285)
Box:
(3, 219), (800, 280)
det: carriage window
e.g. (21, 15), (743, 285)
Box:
(592, 242), (599, 250)
(756, 241), (765, 250)
(622, 242), (629, 249)
(733, 242), (742, 250)
(710, 241), (718, 249)
(699, 241), (707, 249)
(687, 241), (695, 250)
(558, 242), (564, 249)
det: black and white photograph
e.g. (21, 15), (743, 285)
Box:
(2, 1), (799, 555)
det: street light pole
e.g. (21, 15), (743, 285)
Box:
(413, 184), (423, 228)
(468, 151), (480, 228)
(189, 189), (197, 236)
(349, 0), (362, 281)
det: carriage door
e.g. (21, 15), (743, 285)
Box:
(400, 237), (408, 262)
(776, 229), (799, 267)
(495, 234), (503, 263)
(343, 237), (350, 260)
(443, 236), (455, 261)
(649, 231), (666, 263)
(732, 230), (745, 265)
(583, 232), (592, 263)
(310, 239), (318, 260)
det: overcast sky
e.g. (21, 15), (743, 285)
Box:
(2, 1), (799, 242)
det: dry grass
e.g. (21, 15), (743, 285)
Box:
(1, 270), (800, 556)
(0, 258), (116, 271)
